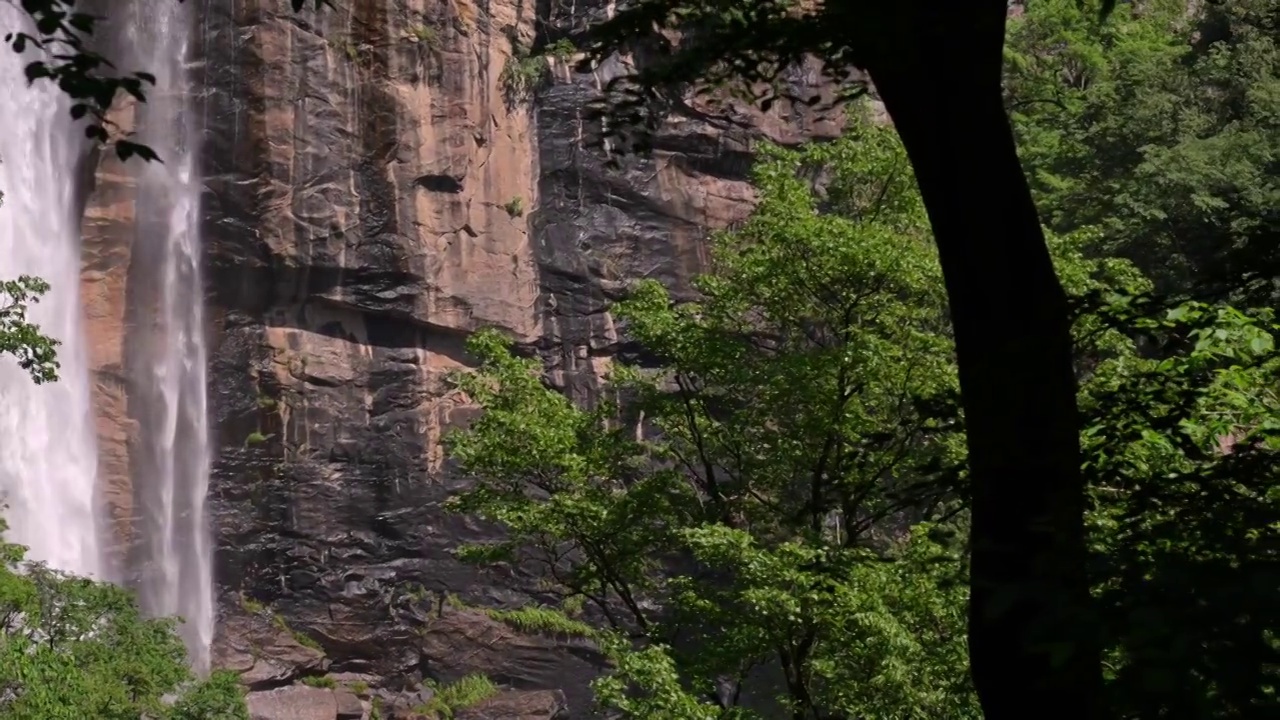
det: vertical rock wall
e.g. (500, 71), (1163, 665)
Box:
(80, 0), (837, 715)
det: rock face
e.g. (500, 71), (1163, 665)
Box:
(246, 685), (364, 720)
(79, 0), (836, 714)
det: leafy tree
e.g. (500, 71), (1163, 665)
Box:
(446, 118), (1144, 718)
(0, 190), (58, 384)
(1007, 0), (1280, 305)
(1078, 296), (1280, 718)
(0, 273), (58, 384)
(0, 522), (250, 719)
(1006, 5), (1280, 709)
(569, 2), (1131, 710)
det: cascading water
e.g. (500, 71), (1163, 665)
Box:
(0, 5), (105, 580)
(119, 0), (215, 674)
(0, 1), (214, 673)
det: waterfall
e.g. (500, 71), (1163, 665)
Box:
(120, 0), (215, 674)
(0, 1), (214, 673)
(0, 6), (105, 579)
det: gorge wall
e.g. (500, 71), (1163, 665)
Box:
(80, 0), (839, 717)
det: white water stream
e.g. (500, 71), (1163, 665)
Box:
(0, 3), (105, 581)
(123, 0), (214, 674)
(0, 1), (213, 672)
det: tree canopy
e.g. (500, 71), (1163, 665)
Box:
(569, 3), (1116, 712)
(447, 104), (1280, 717)
(1007, 0), (1279, 306)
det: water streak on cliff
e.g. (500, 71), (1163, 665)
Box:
(120, 0), (215, 673)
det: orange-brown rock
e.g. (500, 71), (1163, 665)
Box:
(81, 97), (140, 572)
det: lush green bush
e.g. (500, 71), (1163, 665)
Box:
(0, 523), (249, 719)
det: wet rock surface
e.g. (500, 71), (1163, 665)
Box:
(213, 601), (329, 690)
(246, 685), (365, 720)
(456, 690), (571, 720)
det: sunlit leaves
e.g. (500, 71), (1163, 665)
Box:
(446, 116), (981, 717)
(0, 275), (59, 384)
(0, 522), (249, 719)
(1077, 295), (1280, 717)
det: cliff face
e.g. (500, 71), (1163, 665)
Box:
(81, 0), (836, 717)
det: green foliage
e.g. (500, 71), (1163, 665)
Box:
(271, 614), (322, 651)
(416, 674), (499, 718)
(545, 39), (576, 60)
(0, 521), (249, 719)
(499, 44), (549, 102)
(1078, 296), (1280, 717)
(486, 606), (598, 640)
(1008, 0), (1280, 304)
(502, 196), (524, 218)
(302, 675), (337, 689)
(1005, 6), (1280, 707)
(168, 671), (251, 720)
(238, 592), (267, 615)
(0, 275), (59, 384)
(448, 103), (1280, 715)
(447, 117), (996, 718)
(407, 23), (438, 47)
(244, 431), (272, 447)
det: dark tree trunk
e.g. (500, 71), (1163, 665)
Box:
(863, 2), (1105, 716)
